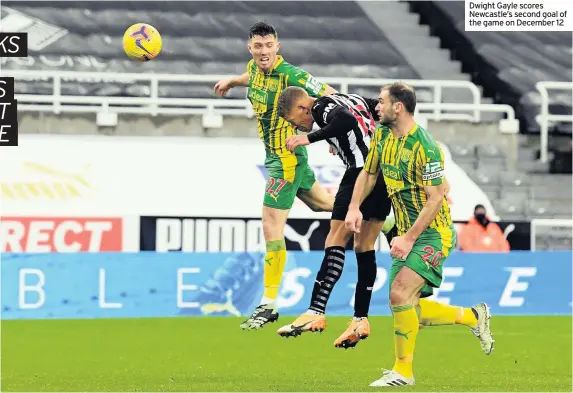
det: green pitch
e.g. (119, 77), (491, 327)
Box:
(2, 316), (571, 392)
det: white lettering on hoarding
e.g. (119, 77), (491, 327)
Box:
(18, 268), (45, 309)
(177, 268), (200, 308)
(499, 267), (537, 307)
(277, 267), (312, 308)
(0, 217), (122, 252)
(155, 218), (265, 252)
(98, 269), (123, 309)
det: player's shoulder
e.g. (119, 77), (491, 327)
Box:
(275, 56), (296, 73)
(276, 57), (310, 77)
(377, 125), (392, 139)
(311, 95), (337, 122)
(413, 125), (439, 148)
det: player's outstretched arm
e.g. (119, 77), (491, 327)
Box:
(214, 72), (249, 96)
(307, 106), (357, 142)
(285, 101), (356, 152)
(405, 182), (447, 243)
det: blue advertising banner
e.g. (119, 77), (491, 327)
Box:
(1, 251), (571, 320)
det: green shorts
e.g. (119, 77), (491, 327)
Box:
(389, 226), (457, 298)
(263, 163), (316, 210)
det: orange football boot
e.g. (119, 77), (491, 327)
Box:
(277, 312), (327, 338)
(334, 317), (370, 349)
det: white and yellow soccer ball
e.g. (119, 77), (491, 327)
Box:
(122, 23), (162, 61)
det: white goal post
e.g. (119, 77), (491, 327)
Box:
(530, 218), (573, 251)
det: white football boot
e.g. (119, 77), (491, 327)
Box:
(369, 369), (415, 387)
(471, 302), (495, 355)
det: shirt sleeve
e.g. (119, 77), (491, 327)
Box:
(286, 65), (328, 97)
(417, 140), (445, 186)
(364, 126), (383, 174)
(307, 98), (357, 143)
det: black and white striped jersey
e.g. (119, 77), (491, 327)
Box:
(309, 93), (379, 169)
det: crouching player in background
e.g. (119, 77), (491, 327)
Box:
(345, 82), (495, 387)
(274, 86), (393, 349)
(214, 22), (339, 330)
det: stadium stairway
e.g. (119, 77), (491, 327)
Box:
(356, 1), (500, 122)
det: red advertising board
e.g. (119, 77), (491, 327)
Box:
(0, 217), (123, 252)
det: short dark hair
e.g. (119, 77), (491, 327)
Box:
(381, 82), (416, 114)
(249, 21), (278, 39)
(277, 86), (307, 119)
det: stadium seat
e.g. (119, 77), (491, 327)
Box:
(495, 197), (527, 221)
(527, 199), (572, 218)
(411, 1), (572, 135)
(2, 1), (420, 100)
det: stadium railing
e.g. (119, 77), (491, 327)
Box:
(530, 218), (573, 251)
(6, 70), (519, 132)
(535, 81), (573, 163)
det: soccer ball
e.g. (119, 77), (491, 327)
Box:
(122, 23), (162, 61)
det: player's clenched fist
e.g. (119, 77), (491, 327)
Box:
(345, 207), (363, 233)
(285, 135), (310, 152)
(389, 235), (414, 260)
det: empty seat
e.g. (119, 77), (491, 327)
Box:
(422, 1), (572, 135)
(500, 172), (531, 188)
(527, 200), (572, 218)
(470, 169), (501, 187)
(496, 197), (527, 219)
(3, 1), (419, 101)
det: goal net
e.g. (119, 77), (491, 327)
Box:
(530, 219), (573, 251)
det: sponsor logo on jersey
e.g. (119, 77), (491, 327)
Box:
(382, 165), (401, 181)
(382, 165), (404, 195)
(248, 89), (268, 105)
(323, 103), (335, 123)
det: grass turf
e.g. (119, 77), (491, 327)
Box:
(1, 316), (571, 391)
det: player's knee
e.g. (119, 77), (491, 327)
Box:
(354, 238), (375, 253)
(353, 226), (380, 252)
(262, 211), (285, 240)
(389, 283), (410, 306)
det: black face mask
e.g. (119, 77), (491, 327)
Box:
(474, 213), (488, 227)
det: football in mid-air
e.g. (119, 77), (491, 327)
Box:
(123, 23), (162, 61)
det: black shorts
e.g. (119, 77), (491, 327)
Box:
(331, 168), (392, 222)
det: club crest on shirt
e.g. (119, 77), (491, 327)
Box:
(268, 79), (279, 92)
(401, 149), (412, 163)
